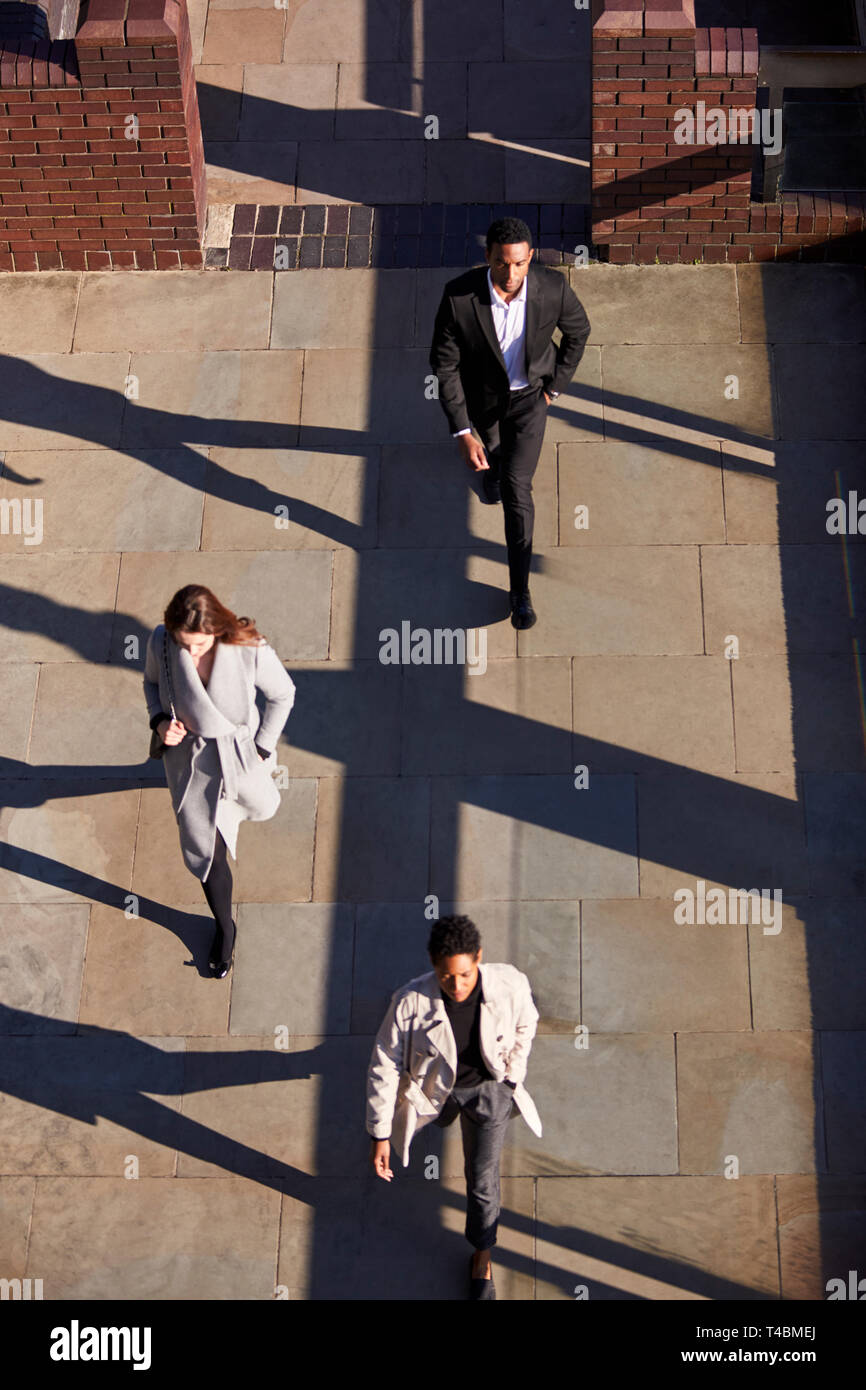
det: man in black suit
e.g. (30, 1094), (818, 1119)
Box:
(429, 217), (591, 629)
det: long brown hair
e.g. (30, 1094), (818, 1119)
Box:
(164, 585), (264, 645)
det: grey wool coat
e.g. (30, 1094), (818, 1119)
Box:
(143, 625), (296, 880)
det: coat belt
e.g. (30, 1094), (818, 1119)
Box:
(186, 722), (253, 805)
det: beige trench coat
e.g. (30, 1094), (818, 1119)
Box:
(366, 961), (542, 1167)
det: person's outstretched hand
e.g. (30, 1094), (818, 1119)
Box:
(457, 434), (489, 473)
(370, 1139), (393, 1181)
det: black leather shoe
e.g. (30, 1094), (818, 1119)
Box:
(481, 472), (501, 504)
(468, 1254), (497, 1300)
(509, 591), (537, 630)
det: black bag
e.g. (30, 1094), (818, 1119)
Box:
(148, 629), (178, 759)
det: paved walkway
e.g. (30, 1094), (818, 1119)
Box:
(189, 0), (591, 208)
(0, 259), (864, 1299)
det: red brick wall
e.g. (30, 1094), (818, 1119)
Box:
(0, 0), (206, 270)
(591, 0), (866, 263)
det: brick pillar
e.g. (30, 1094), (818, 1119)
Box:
(0, 0), (206, 270)
(591, 0), (760, 263)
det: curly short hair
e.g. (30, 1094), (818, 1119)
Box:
(427, 914), (482, 963)
(486, 216), (533, 252)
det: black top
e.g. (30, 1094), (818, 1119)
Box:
(441, 974), (494, 1087)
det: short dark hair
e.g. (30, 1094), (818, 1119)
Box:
(427, 914), (482, 963)
(486, 216), (533, 253)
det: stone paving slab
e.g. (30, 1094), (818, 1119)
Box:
(312, 776), (431, 903)
(0, 904), (89, 1030)
(121, 351), (303, 451)
(0, 783), (139, 905)
(820, 1031), (866, 1173)
(737, 265), (866, 344)
(431, 775), (639, 902)
(202, 448), (379, 551)
(749, 901), (866, 1031)
(637, 771), (808, 898)
(677, 1032), (823, 1175)
(601, 346), (776, 447)
(802, 773), (866, 897)
(78, 903), (230, 1038)
(775, 347), (866, 440)
(335, 63), (467, 140)
(558, 441), (725, 545)
(0, 664), (38, 758)
(701, 544), (866, 656)
(281, 661), (402, 777)
(229, 903), (355, 1037)
(73, 273), (273, 352)
(0, 1036), (185, 1176)
(0, 451), (206, 556)
(177, 1034), (371, 1179)
(0, 553), (121, 664)
(0, 354), (127, 453)
(25, 1176), (281, 1300)
(722, 442), (866, 545)
(329, 549), (518, 663)
(777, 1176), (866, 1300)
(299, 347), (449, 443)
(0, 1177), (35, 1279)
(581, 899), (750, 1034)
(503, 0), (593, 60)
(485, 1033), (677, 1177)
(112, 551), (333, 663)
(567, 265), (740, 344)
(400, 656), (572, 776)
(732, 655), (866, 774)
(0, 275), (79, 354)
(535, 1176), (779, 1300)
(572, 656), (736, 776)
(272, 268), (416, 348)
(204, 142), (299, 206)
(276, 1174), (535, 1300)
(521, 546), (704, 657)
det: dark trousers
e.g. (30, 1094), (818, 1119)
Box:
(202, 831), (236, 961)
(434, 1077), (515, 1250)
(479, 382), (548, 596)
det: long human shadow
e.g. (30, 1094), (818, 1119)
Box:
(2, 297), (864, 1299)
(0, 998), (770, 1299)
(4, 8), (865, 1300)
(307, 237), (866, 1300)
(2, 277), (864, 1296)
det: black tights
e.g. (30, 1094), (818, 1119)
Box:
(202, 831), (235, 962)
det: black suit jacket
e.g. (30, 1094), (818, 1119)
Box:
(429, 261), (591, 437)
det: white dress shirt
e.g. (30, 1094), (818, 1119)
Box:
(452, 268), (530, 437)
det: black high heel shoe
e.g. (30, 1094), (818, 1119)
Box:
(209, 921), (236, 978)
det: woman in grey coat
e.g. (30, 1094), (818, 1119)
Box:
(143, 584), (295, 977)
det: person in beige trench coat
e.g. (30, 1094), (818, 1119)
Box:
(366, 914), (542, 1299)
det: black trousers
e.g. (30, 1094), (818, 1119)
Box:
(202, 831), (235, 962)
(479, 382), (548, 596)
(434, 1077), (515, 1251)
